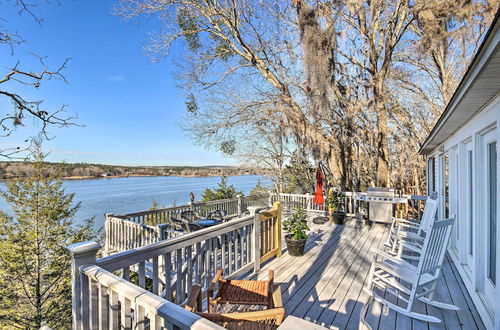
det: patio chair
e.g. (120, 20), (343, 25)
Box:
(181, 210), (201, 222)
(208, 209), (227, 222)
(185, 281), (285, 329)
(384, 194), (438, 259)
(171, 210), (203, 233)
(207, 269), (275, 312)
(363, 216), (458, 323)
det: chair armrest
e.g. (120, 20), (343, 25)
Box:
(392, 217), (418, 225)
(185, 284), (202, 312)
(398, 241), (423, 253)
(268, 269), (274, 286)
(207, 269), (223, 313)
(370, 248), (405, 264)
(396, 222), (420, 230)
(207, 269), (223, 297)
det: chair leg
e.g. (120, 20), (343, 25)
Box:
(371, 292), (442, 323)
(359, 296), (374, 330)
(418, 296), (460, 311)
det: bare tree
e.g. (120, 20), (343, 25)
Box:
(0, 0), (77, 159)
(116, 0), (498, 192)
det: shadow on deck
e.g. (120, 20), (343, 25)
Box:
(247, 218), (484, 330)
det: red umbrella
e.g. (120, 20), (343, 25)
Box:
(313, 167), (325, 205)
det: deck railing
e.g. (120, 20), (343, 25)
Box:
(104, 194), (269, 254)
(268, 191), (362, 216)
(70, 203), (282, 329)
(269, 192), (427, 221)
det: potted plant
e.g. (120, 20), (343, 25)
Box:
(327, 188), (346, 225)
(283, 206), (309, 256)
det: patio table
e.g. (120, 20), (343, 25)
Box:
(191, 218), (222, 228)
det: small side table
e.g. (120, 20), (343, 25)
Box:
(277, 315), (329, 330)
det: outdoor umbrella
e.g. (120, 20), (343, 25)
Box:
(313, 167), (325, 205)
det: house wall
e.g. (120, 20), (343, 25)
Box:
(426, 92), (500, 329)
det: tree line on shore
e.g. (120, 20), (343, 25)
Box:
(0, 161), (263, 180)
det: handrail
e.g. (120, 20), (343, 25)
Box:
(99, 214), (255, 271)
(81, 265), (224, 329)
(71, 203), (282, 329)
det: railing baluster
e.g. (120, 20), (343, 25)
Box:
(228, 231), (233, 274)
(152, 256), (159, 295)
(138, 261), (146, 289)
(164, 252), (172, 301)
(196, 242), (202, 285)
(98, 283), (109, 330)
(175, 249), (183, 304)
(135, 304), (145, 330)
(122, 267), (130, 281)
(120, 296), (132, 329)
(89, 277), (99, 329)
(109, 289), (119, 329)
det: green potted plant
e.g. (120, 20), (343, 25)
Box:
(327, 188), (346, 225)
(283, 206), (309, 256)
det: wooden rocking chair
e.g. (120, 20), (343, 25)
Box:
(384, 195), (438, 259)
(363, 215), (458, 323)
(185, 281), (285, 330)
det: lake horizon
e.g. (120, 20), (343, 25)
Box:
(0, 175), (271, 229)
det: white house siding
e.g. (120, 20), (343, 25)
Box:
(426, 92), (500, 329)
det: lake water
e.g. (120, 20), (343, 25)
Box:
(0, 175), (270, 229)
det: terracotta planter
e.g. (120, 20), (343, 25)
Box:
(285, 234), (307, 256)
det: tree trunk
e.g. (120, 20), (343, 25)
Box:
(375, 80), (389, 187)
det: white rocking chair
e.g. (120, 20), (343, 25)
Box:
(363, 215), (458, 324)
(384, 195), (438, 259)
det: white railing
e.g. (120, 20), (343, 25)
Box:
(118, 194), (268, 226)
(269, 192), (361, 215)
(269, 192), (427, 221)
(104, 194), (270, 254)
(70, 203), (282, 329)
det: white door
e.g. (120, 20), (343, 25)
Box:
(465, 141), (475, 275)
(481, 130), (497, 307)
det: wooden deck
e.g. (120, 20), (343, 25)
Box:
(250, 218), (485, 330)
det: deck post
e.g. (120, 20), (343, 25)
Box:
(305, 193), (311, 211)
(67, 241), (101, 330)
(104, 213), (113, 253)
(273, 202), (282, 257)
(237, 194), (243, 216)
(252, 212), (261, 274)
(158, 223), (168, 240)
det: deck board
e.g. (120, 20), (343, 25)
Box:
(247, 218), (485, 330)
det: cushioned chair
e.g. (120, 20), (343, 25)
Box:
(185, 279), (285, 330)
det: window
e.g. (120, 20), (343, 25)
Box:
(488, 142), (496, 285)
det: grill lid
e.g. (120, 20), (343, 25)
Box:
(367, 187), (395, 197)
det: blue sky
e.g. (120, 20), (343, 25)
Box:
(0, 0), (236, 166)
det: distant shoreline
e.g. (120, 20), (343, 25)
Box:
(0, 161), (265, 181)
(0, 173), (260, 182)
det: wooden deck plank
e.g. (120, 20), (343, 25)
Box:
(283, 224), (373, 313)
(321, 224), (386, 328)
(443, 255), (486, 329)
(275, 223), (369, 302)
(248, 220), (484, 330)
(368, 229), (398, 330)
(295, 225), (381, 324)
(257, 223), (349, 283)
